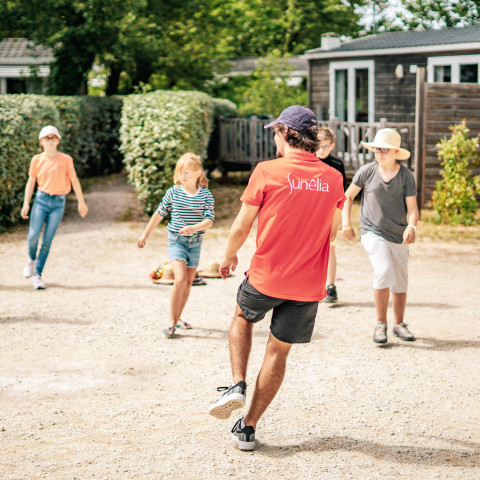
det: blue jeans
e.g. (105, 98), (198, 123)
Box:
(27, 190), (66, 276)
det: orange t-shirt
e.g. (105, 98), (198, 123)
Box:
(28, 152), (78, 195)
(241, 151), (346, 302)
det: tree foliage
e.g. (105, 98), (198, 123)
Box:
(0, 0), (365, 96)
(400, 0), (480, 29)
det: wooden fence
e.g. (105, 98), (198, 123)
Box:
(415, 72), (480, 206)
(216, 117), (415, 177)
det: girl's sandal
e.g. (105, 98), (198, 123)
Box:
(176, 319), (192, 330)
(162, 326), (176, 338)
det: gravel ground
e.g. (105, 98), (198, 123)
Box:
(1, 175), (479, 480)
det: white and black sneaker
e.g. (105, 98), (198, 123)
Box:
(209, 381), (246, 419)
(231, 417), (256, 451)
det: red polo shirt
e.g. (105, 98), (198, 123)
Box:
(241, 151), (345, 301)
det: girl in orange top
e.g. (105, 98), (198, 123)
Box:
(21, 126), (88, 289)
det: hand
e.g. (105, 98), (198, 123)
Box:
(402, 227), (416, 244)
(78, 202), (88, 218)
(21, 204), (30, 219)
(137, 235), (147, 248)
(178, 225), (195, 236)
(220, 256), (238, 280)
(342, 226), (356, 240)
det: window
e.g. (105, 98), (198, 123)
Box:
(329, 60), (375, 122)
(428, 55), (480, 84)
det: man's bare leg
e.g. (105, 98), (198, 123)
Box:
(243, 332), (292, 429)
(229, 304), (253, 383)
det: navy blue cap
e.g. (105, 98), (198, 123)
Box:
(264, 105), (317, 133)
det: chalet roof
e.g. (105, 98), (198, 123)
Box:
(227, 55), (308, 76)
(0, 38), (53, 62)
(306, 25), (480, 56)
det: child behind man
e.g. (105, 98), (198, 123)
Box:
(316, 127), (347, 303)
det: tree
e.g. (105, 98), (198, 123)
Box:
(237, 53), (307, 117)
(400, 0), (480, 29)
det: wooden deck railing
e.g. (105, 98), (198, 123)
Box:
(216, 117), (415, 175)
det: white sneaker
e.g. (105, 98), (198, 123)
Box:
(33, 275), (46, 290)
(23, 258), (36, 278)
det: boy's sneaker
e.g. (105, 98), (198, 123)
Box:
(32, 275), (46, 290)
(23, 258), (36, 278)
(373, 322), (387, 344)
(231, 417), (256, 451)
(393, 322), (415, 341)
(324, 285), (338, 303)
(209, 381), (246, 419)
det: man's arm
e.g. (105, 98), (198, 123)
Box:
(330, 208), (342, 242)
(220, 202), (260, 279)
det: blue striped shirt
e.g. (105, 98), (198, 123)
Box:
(157, 185), (214, 235)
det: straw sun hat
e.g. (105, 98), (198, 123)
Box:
(152, 262), (175, 285)
(197, 262), (226, 278)
(361, 128), (410, 160)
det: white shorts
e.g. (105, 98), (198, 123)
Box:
(360, 231), (409, 293)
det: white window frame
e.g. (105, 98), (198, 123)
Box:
(329, 60), (375, 122)
(427, 55), (480, 83)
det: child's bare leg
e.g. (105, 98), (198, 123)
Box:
(392, 292), (407, 325)
(178, 267), (197, 317)
(169, 260), (189, 327)
(326, 246), (336, 286)
(374, 287), (390, 323)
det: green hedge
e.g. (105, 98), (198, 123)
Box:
(54, 96), (123, 177)
(120, 91), (215, 214)
(0, 94), (123, 228)
(0, 95), (60, 227)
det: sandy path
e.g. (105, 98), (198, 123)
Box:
(1, 175), (479, 479)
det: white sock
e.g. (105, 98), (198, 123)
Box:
(240, 418), (246, 429)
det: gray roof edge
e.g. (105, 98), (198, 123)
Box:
(306, 25), (480, 55)
(305, 42), (480, 60)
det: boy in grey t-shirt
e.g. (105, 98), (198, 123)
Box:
(342, 129), (419, 345)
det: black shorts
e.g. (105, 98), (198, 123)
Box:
(236, 277), (319, 344)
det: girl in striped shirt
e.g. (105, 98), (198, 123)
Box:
(137, 153), (214, 337)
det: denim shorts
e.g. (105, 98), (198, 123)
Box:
(167, 232), (203, 267)
(236, 277), (319, 344)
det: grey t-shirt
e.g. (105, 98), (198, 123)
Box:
(352, 162), (417, 244)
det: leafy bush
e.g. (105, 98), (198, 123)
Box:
(53, 96), (123, 177)
(0, 94), (124, 228)
(432, 120), (480, 225)
(0, 95), (60, 227)
(211, 98), (238, 119)
(120, 90), (214, 214)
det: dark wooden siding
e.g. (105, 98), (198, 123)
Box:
(308, 49), (480, 123)
(309, 61), (329, 120)
(374, 55), (427, 123)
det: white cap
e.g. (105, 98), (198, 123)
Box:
(39, 126), (61, 140)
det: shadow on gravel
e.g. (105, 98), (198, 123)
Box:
(258, 435), (480, 467)
(377, 337), (480, 351)
(0, 283), (155, 291)
(0, 315), (91, 325)
(330, 301), (458, 310)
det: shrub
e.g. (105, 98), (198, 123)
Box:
(432, 120), (480, 225)
(0, 95), (60, 227)
(0, 94), (124, 228)
(120, 90), (214, 214)
(53, 96), (123, 177)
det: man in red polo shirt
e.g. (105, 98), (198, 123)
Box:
(209, 106), (345, 450)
